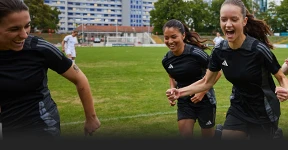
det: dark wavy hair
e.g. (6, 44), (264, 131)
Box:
(221, 0), (274, 49)
(162, 19), (210, 50)
(0, 0), (29, 24)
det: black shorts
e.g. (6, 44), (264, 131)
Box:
(223, 114), (278, 139)
(177, 99), (216, 129)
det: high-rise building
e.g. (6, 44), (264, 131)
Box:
(44, 0), (157, 33)
(255, 0), (283, 12)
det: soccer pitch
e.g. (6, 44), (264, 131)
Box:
(47, 46), (288, 139)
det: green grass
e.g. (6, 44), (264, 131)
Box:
(47, 46), (288, 139)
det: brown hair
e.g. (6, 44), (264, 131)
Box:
(0, 0), (29, 23)
(221, 0), (274, 49)
(162, 19), (210, 50)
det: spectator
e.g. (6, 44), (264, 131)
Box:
(213, 32), (224, 46)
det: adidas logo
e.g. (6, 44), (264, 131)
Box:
(206, 120), (212, 125)
(168, 64), (173, 69)
(222, 60), (228, 66)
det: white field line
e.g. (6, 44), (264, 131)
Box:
(61, 105), (229, 126)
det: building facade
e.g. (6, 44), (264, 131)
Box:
(44, 0), (157, 33)
(255, 0), (283, 12)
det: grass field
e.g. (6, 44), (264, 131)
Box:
(47, 46), (288, 139)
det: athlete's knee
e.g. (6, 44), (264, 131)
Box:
(214, 124), (223, 139)
(222, 129), (247, 139)
(273, 127), (283, 140)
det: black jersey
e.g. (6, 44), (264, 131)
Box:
(162, 44), (216, 105)
(209, 35), (280, 124)
(0, 35), (72, 137)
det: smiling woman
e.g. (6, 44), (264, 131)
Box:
(162, 19), (222, 139)
(0, 0), (101, 139)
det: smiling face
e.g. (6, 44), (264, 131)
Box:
(163, 27), (185, 56)
(0, 11), (31, 51)
(220, 4), (247, 47)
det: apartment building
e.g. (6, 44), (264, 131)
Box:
(44, 0), (157, 33)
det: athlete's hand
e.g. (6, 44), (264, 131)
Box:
(169, 99), (176, 106)
(285, 58), (288, 65)
(191, 92), (205, 104)
(166, 88), (180, 106)
(166, 88), (176, 106)
(84, 116), (101, 136)
(275, 87), (288, 102)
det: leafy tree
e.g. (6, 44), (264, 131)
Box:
(24, 0), (60, 33)
(257, 1), (281, 33)
(275, 0), (288, 32)
(185, 0), (213, 34)
(149, 0), (288, 35)
(243, 0), (253, 13)
(150, 0), (189, 35)
(210, 0), (225, 34)
(251, 0), (260, 17)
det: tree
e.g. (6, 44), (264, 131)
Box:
(149, 0), (189, 35)
(257, 1), (281, 33)
(24, 0), (60, 33)
(149, 0), (288, 35)
(275, 0), (288, 32)
(185, 0), (213, 33)
(208, 0), (224, 34)
(243, 0), (253, 13)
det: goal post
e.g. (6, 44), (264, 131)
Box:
(105, 36), (139, 47)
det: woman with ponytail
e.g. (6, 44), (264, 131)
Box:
(161, 19), (222, 139)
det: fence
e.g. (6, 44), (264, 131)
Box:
(30, 33), (288, 45)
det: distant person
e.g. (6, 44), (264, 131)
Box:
(213, 32), (224, 46)
(90, 36), (94, 44)
(62, 30), (79, 63)
(0, 0), (101, 139)
(162, 19), (222, 139)
(85, 36), (88, 43)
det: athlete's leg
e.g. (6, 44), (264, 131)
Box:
(198, 103), (216, 139)
(201, 128), (215, 139)
(222, 130), (247, 139)
(65, 49), (73, 60)
(178, 119), (196, 138)
(71, 57), (76, 63)
(274, 127), (283, 139)
(214, 124), (223, 139)
(71, 49), (76, 63)
(222, 114), (248, 140)
(177, 100), (197, 138)
(248, 122), (278, 140)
